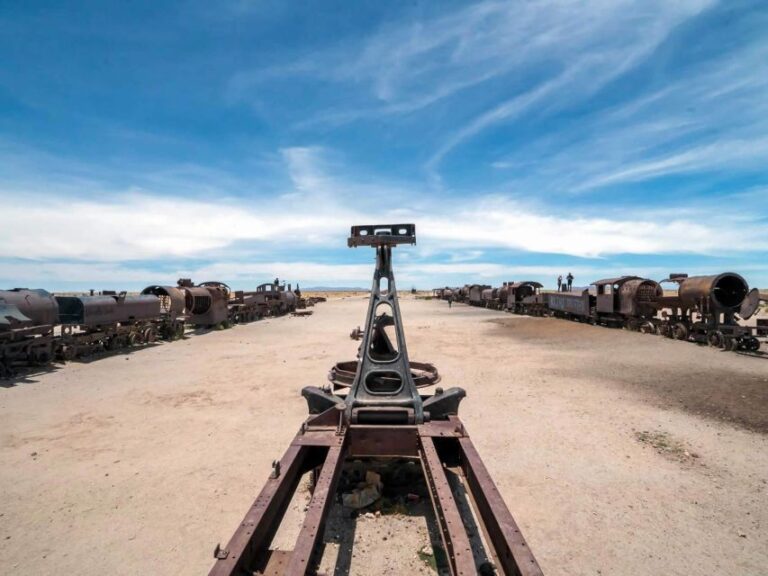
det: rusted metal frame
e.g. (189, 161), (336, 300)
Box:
(458, 437), (543, 576)
(285, 443), (346, 575)
(420, 435), (477, 576)
(208, 443), (308, 576)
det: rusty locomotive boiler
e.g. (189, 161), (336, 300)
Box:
(468, 283), (491, 307)
(208, 224), (543, 576)
(0, 289), (59, 375)
(177, 279), (230, 329)
(141, 285), (187, 339)
(495, 281), (513, 309)
(432, 286), (455, 300)
(55, 292), (162, 358)
(591, 276), (663, 330)
(506, 281), (544, 313)
(480, 286), (498, 308)
(656, 273), (761, 351)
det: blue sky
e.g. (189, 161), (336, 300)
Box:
(1, 0), (766, 291)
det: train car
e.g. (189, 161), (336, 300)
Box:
(0, 289), (59, 375)
(56, 292), (161, 358)
(177, 279), (230, 329)
(468, 284), (490, 307)
(519, 292), (550, 316)
(199, 281), (267, 325)
(592, 276), (662, 331)
(141, 285), (187, 339)
(547, 287), (593, 320)
(480, 287), (498, 308)
(496, 282), (514, 309)
(656, 273), (760, 351)
(506, 281), (543, 313)
(249, 279), (297, 317)
(279, 283), (298, 314)
(432, 287), (455, 300)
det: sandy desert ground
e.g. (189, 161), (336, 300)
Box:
(1, 295), (767, 575)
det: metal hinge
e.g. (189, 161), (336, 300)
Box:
(213, 543), (229, 559)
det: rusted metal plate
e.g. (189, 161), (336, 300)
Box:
(459, 437), (543, 576)
(348, 425), (419, 457)
(421, 436), (476, 576)
(418, 419), (465, 438)
(740, 288), (761, 320)
(292, 431), (344, 447)
(348, 224), (416, 247)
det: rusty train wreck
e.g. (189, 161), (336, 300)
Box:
(438, 272), (765, 353)
(0, 277), (305, 377)
(208, 224), (542, 576)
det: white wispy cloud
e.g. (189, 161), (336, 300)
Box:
(424, 0), (717, 175)
(228, 0), (745, 190)
(1, 143), (765, 271)
(490, 36), (768, 193)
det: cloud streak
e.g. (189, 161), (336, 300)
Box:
(1, 147), (764, 267)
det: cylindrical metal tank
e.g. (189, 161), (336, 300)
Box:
(618, 278), (662, 317)
(0, 289), (59, 329)
(141, 285), (186, 316)
(180, 283), (229, 326)
(678, 273), (749, 311)
(508, 282), (542, 306)
(481, 288), (495, 304)
(56, 294), (161, 326)
(280, 290), (297, 310)
(183, 287), (214, 315)
(468, 285), (487, 305)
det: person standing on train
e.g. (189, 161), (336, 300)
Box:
(566, 272), (574, 291)
(557, 275), (562, 292)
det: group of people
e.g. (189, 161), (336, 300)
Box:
(557, 273), (574, 292)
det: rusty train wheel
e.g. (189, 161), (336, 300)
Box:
(707, 330), (724, 348)
(639, 321), (655, 334)
(673, 323), (688, 340)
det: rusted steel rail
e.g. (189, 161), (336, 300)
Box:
(208, 224), (543, 576)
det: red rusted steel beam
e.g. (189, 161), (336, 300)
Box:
(421, 435), (477, 576)
(459, 437), (543, 576)
(285, 444), (345, 575)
